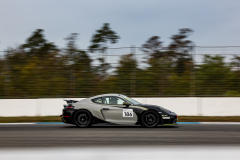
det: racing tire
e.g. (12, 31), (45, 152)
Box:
(74, 110), (92, 128)
(141, 110), (160, 128)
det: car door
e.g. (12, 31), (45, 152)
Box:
(101, 96), (137, 125)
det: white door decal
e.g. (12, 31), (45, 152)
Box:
(123, 109), (133, 117)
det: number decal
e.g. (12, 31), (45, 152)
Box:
(123, 109), (133, 117)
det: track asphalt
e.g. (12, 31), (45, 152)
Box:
(0, 123), (239, 147)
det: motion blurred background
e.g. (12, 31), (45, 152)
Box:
(1, 29), (240, 98)
(1, 1), (240, 99)
(1, 1), (240, 159)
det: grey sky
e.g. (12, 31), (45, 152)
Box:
(1, 0), (240, 51)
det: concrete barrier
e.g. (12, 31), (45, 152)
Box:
(0, 97), (239, 117)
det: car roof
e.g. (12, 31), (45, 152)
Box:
(89, 93), (123, 99)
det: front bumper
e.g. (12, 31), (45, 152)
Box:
(162, 116), (178, 125)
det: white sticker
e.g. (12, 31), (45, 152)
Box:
(123, 109), (133, 117)
(163, 117), (170, 119)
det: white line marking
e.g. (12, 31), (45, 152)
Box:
(0, 147), (240, 160)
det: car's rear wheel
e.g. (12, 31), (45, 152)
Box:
(141, 110), (160, 128)
(74, 110), (92, 128)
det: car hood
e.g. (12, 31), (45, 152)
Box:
(138, 104), (176, 115)
(138, 104), (160, 109)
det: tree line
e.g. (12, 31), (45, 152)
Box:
(1, 23), (240, 98)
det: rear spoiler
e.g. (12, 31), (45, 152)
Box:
(64, 100), (79, 104)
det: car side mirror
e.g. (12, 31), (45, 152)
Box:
(123, 102), (130, 107)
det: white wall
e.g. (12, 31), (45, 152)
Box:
(134, 98), (199, 116)
(0, 97), (239, 117)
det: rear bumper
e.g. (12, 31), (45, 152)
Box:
(60, 116), (72, 124)
(61, 109), (77, 124)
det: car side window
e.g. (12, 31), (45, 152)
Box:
(92, 97), (103, 104)
(102, 96), (127, 105)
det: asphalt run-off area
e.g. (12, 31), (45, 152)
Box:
(0, 123), (240, 147)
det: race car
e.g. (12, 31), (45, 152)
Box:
(60, 93), (178, 128)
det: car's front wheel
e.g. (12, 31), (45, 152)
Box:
(74, 110), (92, 128)
(141, 110), (160, 128)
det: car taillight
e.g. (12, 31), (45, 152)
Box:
(67, 106), (74, 109)
(60, 115), (69, 118)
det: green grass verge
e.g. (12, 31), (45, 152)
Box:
(0, 116), (61, 123)
(0, 116), (240, 123)
(179, 116), (240, 122)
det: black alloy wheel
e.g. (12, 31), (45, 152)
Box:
(141, 111), (160, 128)
(74, 110), (92, 128)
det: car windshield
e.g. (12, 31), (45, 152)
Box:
(120, 95), (141, 105)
